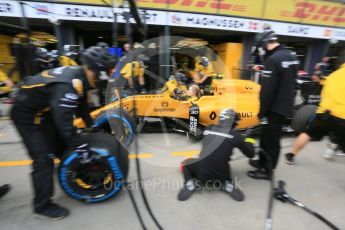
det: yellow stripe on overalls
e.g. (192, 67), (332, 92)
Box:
(21, 84), (46, 89)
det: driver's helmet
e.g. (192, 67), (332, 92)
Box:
(218, 108), (240, 128)
(81, 46), (116, 78)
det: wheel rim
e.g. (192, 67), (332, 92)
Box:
(73, 161), (112, 191)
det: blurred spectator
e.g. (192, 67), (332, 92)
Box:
(123, 43), (131, 55)
(312, 56), (330, 82)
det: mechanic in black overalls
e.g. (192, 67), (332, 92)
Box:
(177, 109), (255, 201)
(247, 31), (299, 179)
(11, 46), (115, 220)
(32, 48), (58, 75)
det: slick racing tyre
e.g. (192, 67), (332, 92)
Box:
(291, 105), (317, 133)
(58, 133), (129, 203)
(94, 108), (136, 147)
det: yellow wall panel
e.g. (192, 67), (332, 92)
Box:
(212, 43), (243, 79)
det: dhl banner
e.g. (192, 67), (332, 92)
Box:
(264, 0), (344, 28)
(168, 11), (345, 41)
(49, 0), (345, 28)
(136, 0), (264, 19)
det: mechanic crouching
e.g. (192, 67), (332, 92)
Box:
(177, 109), (255, 201)
(247, 30), (299, 180)
(11, 46), (115, 220)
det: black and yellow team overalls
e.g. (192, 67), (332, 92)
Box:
(114, 60), (145, 92)
(11, 66), (93, 212)
(59, 55), (78, 67)
(306, 64), (345, 149)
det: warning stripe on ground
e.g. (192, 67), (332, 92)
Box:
(0, 154), (154, 167)
(0, 151), (200, 167)
(171, 150), (199, 158)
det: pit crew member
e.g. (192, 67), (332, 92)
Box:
(247, 31), (299, 180)
(11, 46), (115, 220)
(178, 109), (255, 201)
(285, 53), (345, 164)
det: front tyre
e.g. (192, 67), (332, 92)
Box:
(58, 133), (129, 203)
(94, 109), (136, 147)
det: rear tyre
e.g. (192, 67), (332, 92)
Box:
(291, 105), (317, 133)
(58, 133), (129, 203)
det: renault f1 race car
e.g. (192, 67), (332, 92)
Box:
(75, 78), (261, 147)
(67, 78), (260, 203)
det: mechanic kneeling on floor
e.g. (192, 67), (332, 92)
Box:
(247, 30), (299, 180)
(10, 46), (115, 220)
(177, 109), (255, 201)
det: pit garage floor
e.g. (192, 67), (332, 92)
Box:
(0, 118), (345, 230)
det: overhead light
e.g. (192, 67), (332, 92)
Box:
(98, 36), (104, 39)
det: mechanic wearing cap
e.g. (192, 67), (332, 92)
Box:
(285, 52), (345, 165)
(247, 31), (299, 180)
(10, 46), (115, 220)
(178, 109), (255, 201)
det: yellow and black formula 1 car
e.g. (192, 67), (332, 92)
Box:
(75, 78), (261, 147)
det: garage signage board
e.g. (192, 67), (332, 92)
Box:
(168, 11), (345, 41)
(51, 0), (345, 28)
(168, 11), (260, 33)
(1, 1), (345, 41)
(0, 0), (21, 18)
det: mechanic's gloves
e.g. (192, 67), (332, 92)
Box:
(75, 144), (92, 164)
(245, 137), (257, 145)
